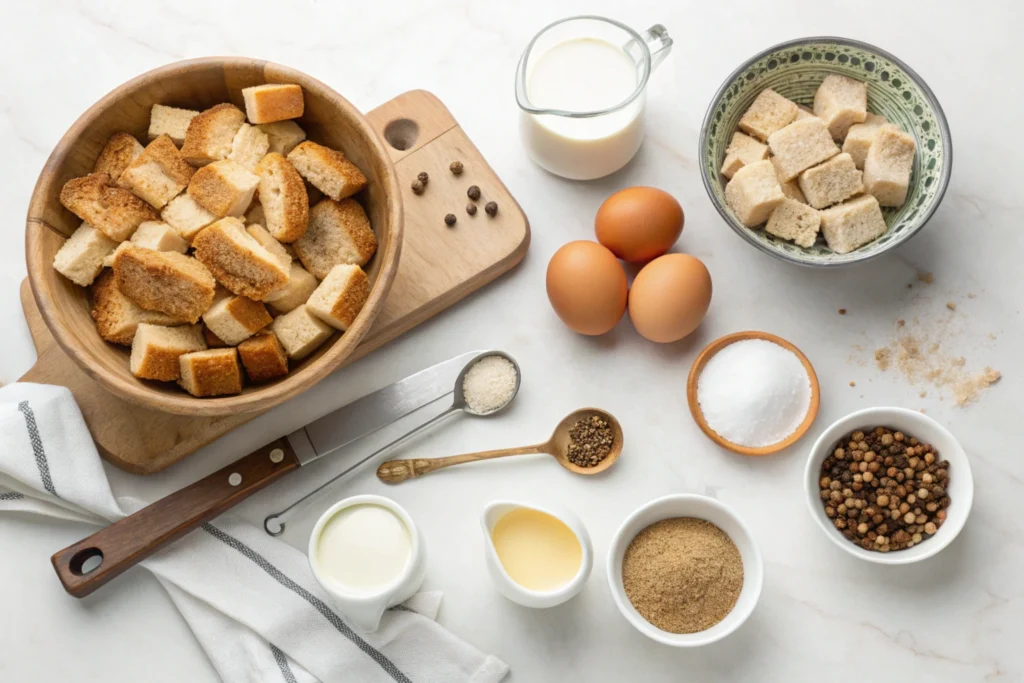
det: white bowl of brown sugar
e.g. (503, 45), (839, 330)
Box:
(606, 494), (763, 647)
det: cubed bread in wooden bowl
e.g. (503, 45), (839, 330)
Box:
(26, 57), (401, 416)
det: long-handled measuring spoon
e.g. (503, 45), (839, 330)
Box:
(376, 408), (622, 483)
(263, 351), (521, 536)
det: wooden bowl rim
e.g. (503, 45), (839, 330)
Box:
(25, 56), (403, 416)
(686, 331), (820, 456)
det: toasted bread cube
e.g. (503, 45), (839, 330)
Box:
(130, 323), (206, 381)
(271, 305), (334, 360)
(148, 104), (199, 146)
(766, 198), (821, 248)
(820, 194), (887, 254)
(180, 103), (246, 166)
(720, 132), (769, 180)
(306, 264), (369, 331)
(101, 241), (130, 269)
(842, 113), (888, 169)
(794, 104), (817, 121)
(228, 123), (270, 171)
(202, 295), (272, 346)
(245, 223), (292, 272)
(188, 160), (260, 218)
(813, 74), (867, 141)
(767, 117), (840, 182)
(724, 160), (785, 227)
(178, 348), (243, 397)
(238, 331), (289, 382)
(797, 153), (864, 209)
(128, 220), (189, 254)
(738, 89), (799, 141)
(255, 153), (309, 242)
(287, 141), (367, 201)
(242, 84), (304, 124)
(203, 325), (229, 348)
(265, 262), (319, 313)
(161, 193), (217, 243)
(118, 135), (195, 209)
(90, 271), (188, 345)
(295, 198), (377, 279)
(93, 133), (144, 182)
(259, 120), (307, 156)
(113, 245), (216, 322)
(863, 125), (916, 207)
(192, 217), (290, 300)
(770, 157), (807, 203)
(60, 172), (158, 242)
(53, 222), (118, 286)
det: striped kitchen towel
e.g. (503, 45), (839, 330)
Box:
(0, 383), (508, 683)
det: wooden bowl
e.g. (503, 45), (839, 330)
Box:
(25, 58), (402, 416)
(686, 331), (820, 456)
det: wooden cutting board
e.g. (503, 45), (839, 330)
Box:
(18, 90), (530, 475)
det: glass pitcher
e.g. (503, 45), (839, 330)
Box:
(516, 16), (672, 181)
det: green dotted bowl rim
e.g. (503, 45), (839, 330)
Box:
(698, 36), (953, 268)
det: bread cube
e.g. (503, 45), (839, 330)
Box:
(813, 74), (867, 140)
(720, 132), (769, 179)
(148, 104), (199, 146)
(60, 172), (158, 242)
(129, 220), (189, 254)
(767, 117), (840, 182)
(264, 262), (319, 313)
(160, 193), (217, 243)
(295, 198), (377, 279)
(118, 135), (194, 209)
(130, 323), (206, 381)
(113, 245), (216, 322)
(737, 89), (799, 141)
(820, 194), (887, 254)
(306, 264), (370, 331)
(180, 103), (246, 166)
(271, 305), (334, 360)
(287, 141), (367, 201)
(178, 348), (243, 397)
(53, 222), (118, 286)
(766, 198), (821, 248)
(238, 331), (289, 382)
(797, 153), (864, 209)
(188, 160), (260, 218)
(794, 104), (817, 121)
(259, 120), (307, 156)
(242, 84), (304, 124)
(842, 113), (888, 169)
(203, 325), (229, 348)
(192, 217), (290, 299)
(255, 153), (309, 242)
(245, 223), (292, 272)
(723, 160), (785, 227)
(90, 271), (187, 345)
(228, 123), (270, 171)
(863, 125), (916, 207)
(202, 295), (272, 346)
(93, 133), (144, 182)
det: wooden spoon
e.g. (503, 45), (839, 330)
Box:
(376, 408), (623, 483)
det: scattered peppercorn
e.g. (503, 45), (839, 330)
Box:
(467, 185), (481, 201)
(466, 202), (477, 216)
(838, 308), (847, 315)
(818, 426), (951, 553)
(566, 415), (615, 468)
(485, 201), (498, 217)
(417, 171), (429, 185)
(411, 180), (424, 195)
(449, 160), (464, 175)
(444, 213), (457, 227)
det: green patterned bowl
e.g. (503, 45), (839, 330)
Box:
(699, 37), (952, 266)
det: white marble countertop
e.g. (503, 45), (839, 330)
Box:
(1, 1), (1020, 681)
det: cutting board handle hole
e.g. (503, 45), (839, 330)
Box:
(383, 118), (419, 150)
(69, 547), (103, 575)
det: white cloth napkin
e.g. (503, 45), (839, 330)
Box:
(0, 383), (508, 683)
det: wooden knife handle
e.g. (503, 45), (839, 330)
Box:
(51, 438), (300, 598)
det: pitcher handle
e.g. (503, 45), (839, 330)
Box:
(625, 24), (673, 72)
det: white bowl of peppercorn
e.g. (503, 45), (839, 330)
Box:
(805, 407), (974, 565)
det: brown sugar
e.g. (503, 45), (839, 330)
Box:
(622, 518), (743, 634)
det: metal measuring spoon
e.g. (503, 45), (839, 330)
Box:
(263, 351), (520, 536)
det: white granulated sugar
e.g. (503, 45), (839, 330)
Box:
(697, 339), (811, 448)
(463, 355), (518, 414)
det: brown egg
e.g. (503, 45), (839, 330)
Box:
(628, 254), (712, 343)
(546, 241), (627, 335)
(595, 187), (684, 263)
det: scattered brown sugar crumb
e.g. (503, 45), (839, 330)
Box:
(917, 271), (934, 284)
(919, 391), (928, 398)
(896, 319), (906, 327)
(849, 381), (856, 387)
(838, 308), (847, 315)
(968, 292), (977, 299)
(953, 368), (1001, 406)
(874, 348), (892, 371)
(946, 301), (957, 311)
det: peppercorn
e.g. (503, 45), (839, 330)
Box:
(444, 213), (456, 227)
(449, 160), (464, 175)
(418, 171), (429, 185)
(466, 202), (477, 216)
(467, 185), (481, 200)
(411, 180), (424, 195)
(485, 201), (498, 217)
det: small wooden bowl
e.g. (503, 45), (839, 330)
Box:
(686, 331), (820, 456)
(25, 58), (402, 416)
